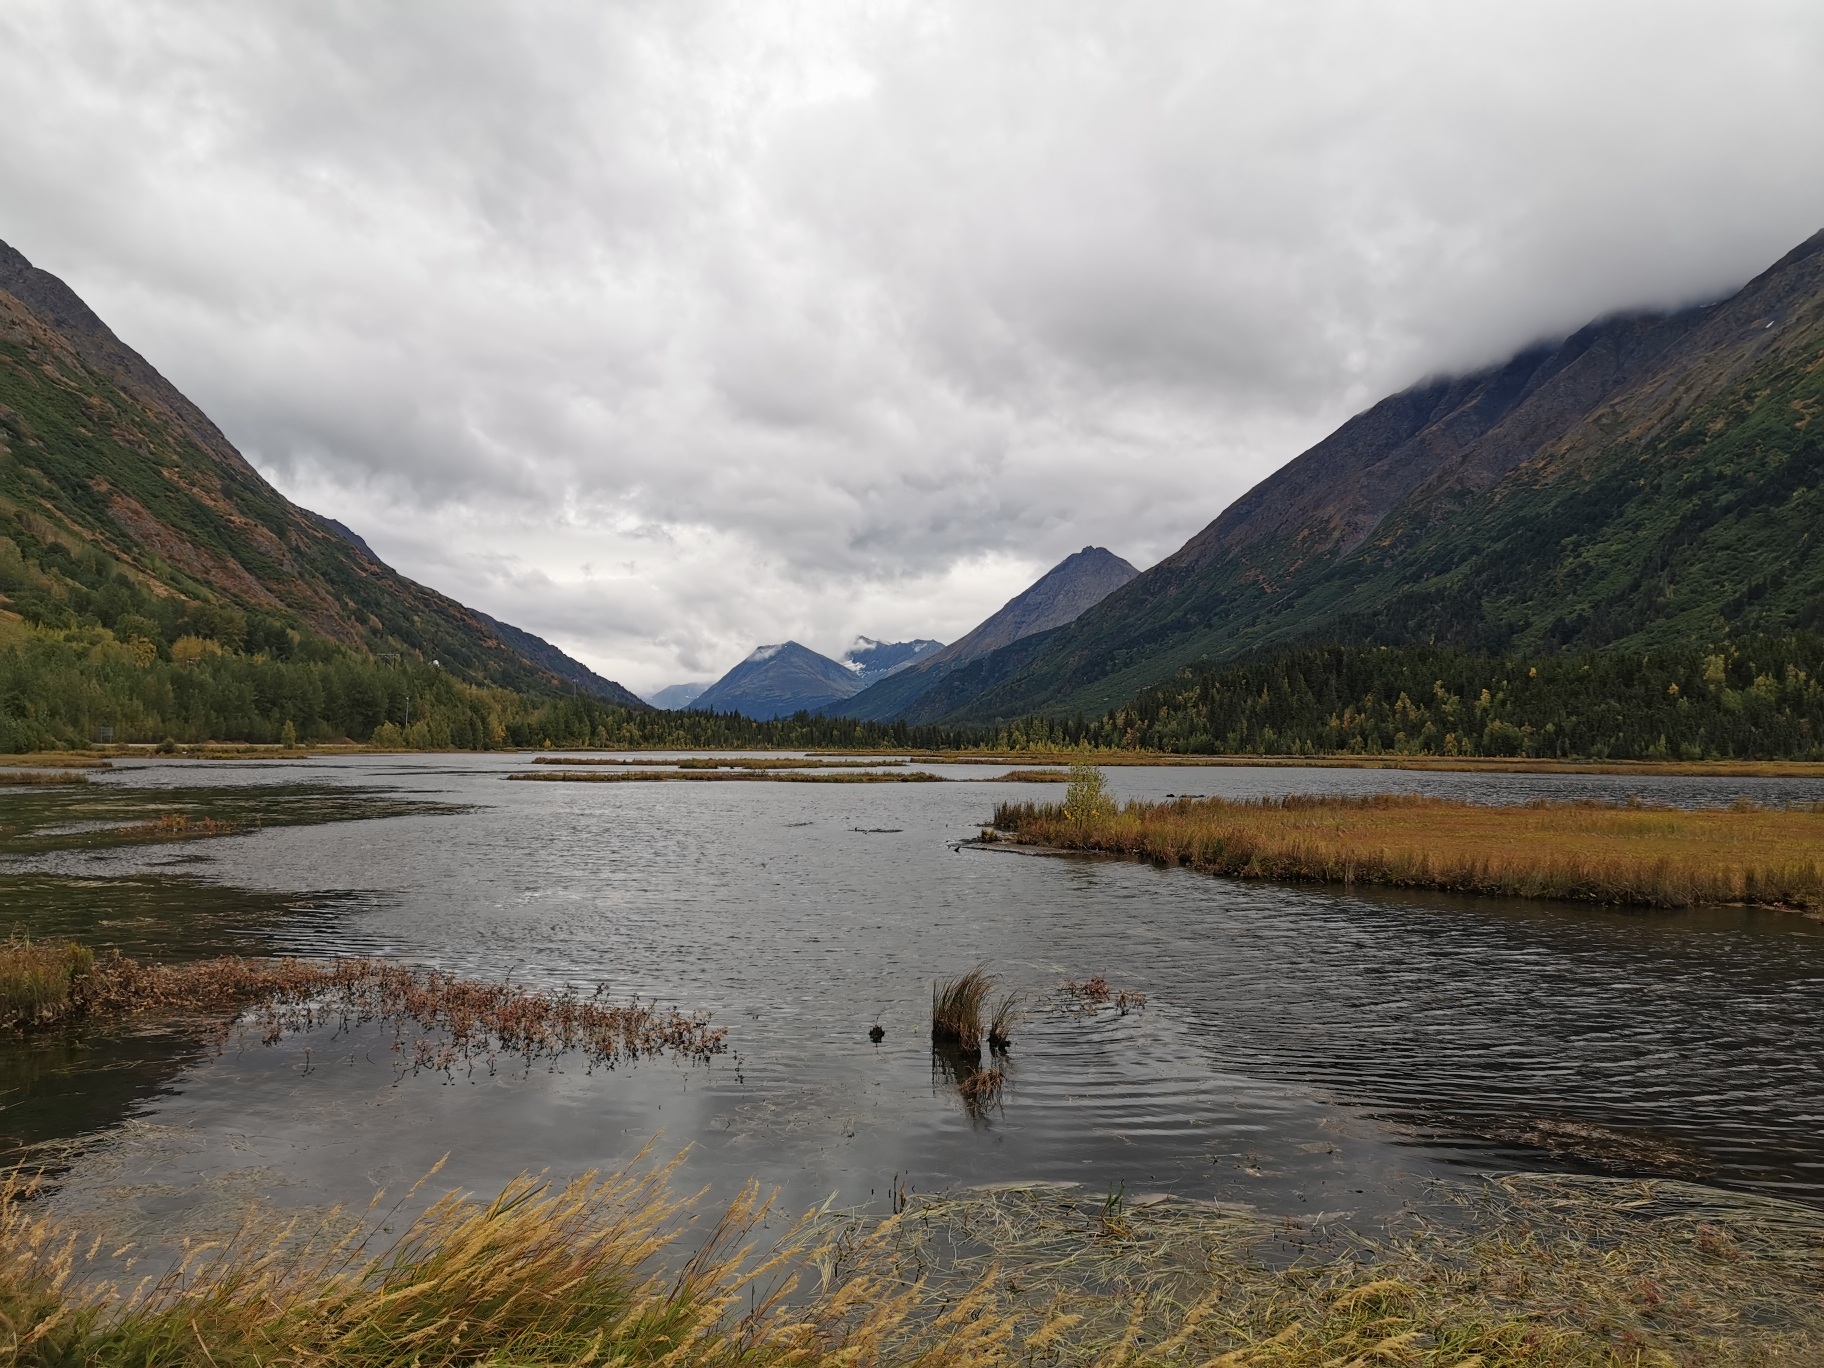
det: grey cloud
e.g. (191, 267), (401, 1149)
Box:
(2, 1), (1823, 693)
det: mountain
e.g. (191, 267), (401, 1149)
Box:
(918, 228), (1824, 722)
(833, 546), (1139, 721)
(692, 641), (865, 719)
(645, 681), (709, 709)
(844, 636), (943, 681)
(0, 239), (644, 706)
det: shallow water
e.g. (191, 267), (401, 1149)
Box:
(4, 753), (1822, 1245)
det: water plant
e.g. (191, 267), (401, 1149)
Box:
(0, 938), (94, 1029)
(986, 992), (1017, 1052)
(993, 792), (1824, 909)
(1, 951), (726, 1071)
(930, 965), (995, 1052)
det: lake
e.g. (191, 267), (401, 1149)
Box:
(4, 752), (1823, 1250)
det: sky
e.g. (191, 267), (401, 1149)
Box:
(2, 2), (1823, 695)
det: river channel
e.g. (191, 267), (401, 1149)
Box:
(3, 753), (1822, 1248)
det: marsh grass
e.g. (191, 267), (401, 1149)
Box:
(0, 939), (94, 1029)
(993, 793), (1824, 909)
(3, 1158), (1818, 1367)
(995, 770), (1070, 782)
(869, 1173), (1824, 1365)
(1061, 977), (1146, 1016)
(3, 952), (726, 1073)
(931, 966), (995, 1052)
(986, 993), (1017, 1052)
(114, 813), (241, 841)
(0, 772), (87, 786)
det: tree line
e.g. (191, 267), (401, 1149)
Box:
(5, 608), (1822, 761)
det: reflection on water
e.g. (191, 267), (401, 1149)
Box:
(2, 752), (1821, 1245)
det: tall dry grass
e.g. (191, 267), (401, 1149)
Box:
(931, 967), (995, 1053)
(992, 793), (1824, 909)
(2, 1159), (1818, 1366)
(0, 940), (94, 1029)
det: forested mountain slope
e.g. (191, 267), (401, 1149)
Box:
(940, 228), (1824, 721)
(0, 240), (643, 705)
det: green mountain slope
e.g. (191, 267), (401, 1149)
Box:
(941, 228), (1824, 722)
(0, 240), (644, 706)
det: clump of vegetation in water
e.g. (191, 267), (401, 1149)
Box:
(0, 1156), (1817, 1366)
(1063, 975), (1147, 1015)
(1, 951), (726, 1072)
(993, 792), (1824, 910)
(0, 938), (94, 1028)
(931, 966), (995, 1053)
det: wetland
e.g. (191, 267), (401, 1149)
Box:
(4, 752), (1824, 1362)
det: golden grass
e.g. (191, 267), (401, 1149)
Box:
(0, 940), (94, 1029)
(2, 951), (726, 1070)
(0, 771), (88, 786)
(507, 770), (944, 784)
(991, 793), (1824, 910)
(993, 769), (1070, 782)
(1, 1157), (1817, 1367)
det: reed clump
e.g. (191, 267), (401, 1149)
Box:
(931, 965), (995, 1053)
(0, 938), (94, 1029)
(3, 952), (726, 1071)
(2, 1161), (1818, 1366)
(993, 792), (1824, 909)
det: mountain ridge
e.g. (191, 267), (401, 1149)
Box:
(691, 640), (864, 720)
(0, 239), (645, 707)
(833, 546), (1137, 721)
(928, 228), (1824, 722)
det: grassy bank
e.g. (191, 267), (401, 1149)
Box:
(989, 792), (1824, 910)
(2, 1157), (1818, 1366)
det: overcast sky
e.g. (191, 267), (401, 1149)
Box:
(3, 2), (1822, 693)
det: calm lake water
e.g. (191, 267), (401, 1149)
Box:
(4, 753), (1823, 1245)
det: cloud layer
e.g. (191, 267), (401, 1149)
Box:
(2, 1), (1822, 691)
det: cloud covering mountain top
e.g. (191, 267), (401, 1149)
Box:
(2, 1), (1821, 693)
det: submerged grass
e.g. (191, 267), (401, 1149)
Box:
(0, 951), (726, 1070)
(991, 793), (1824, 910)
(1, 1158), (1818, 1367)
